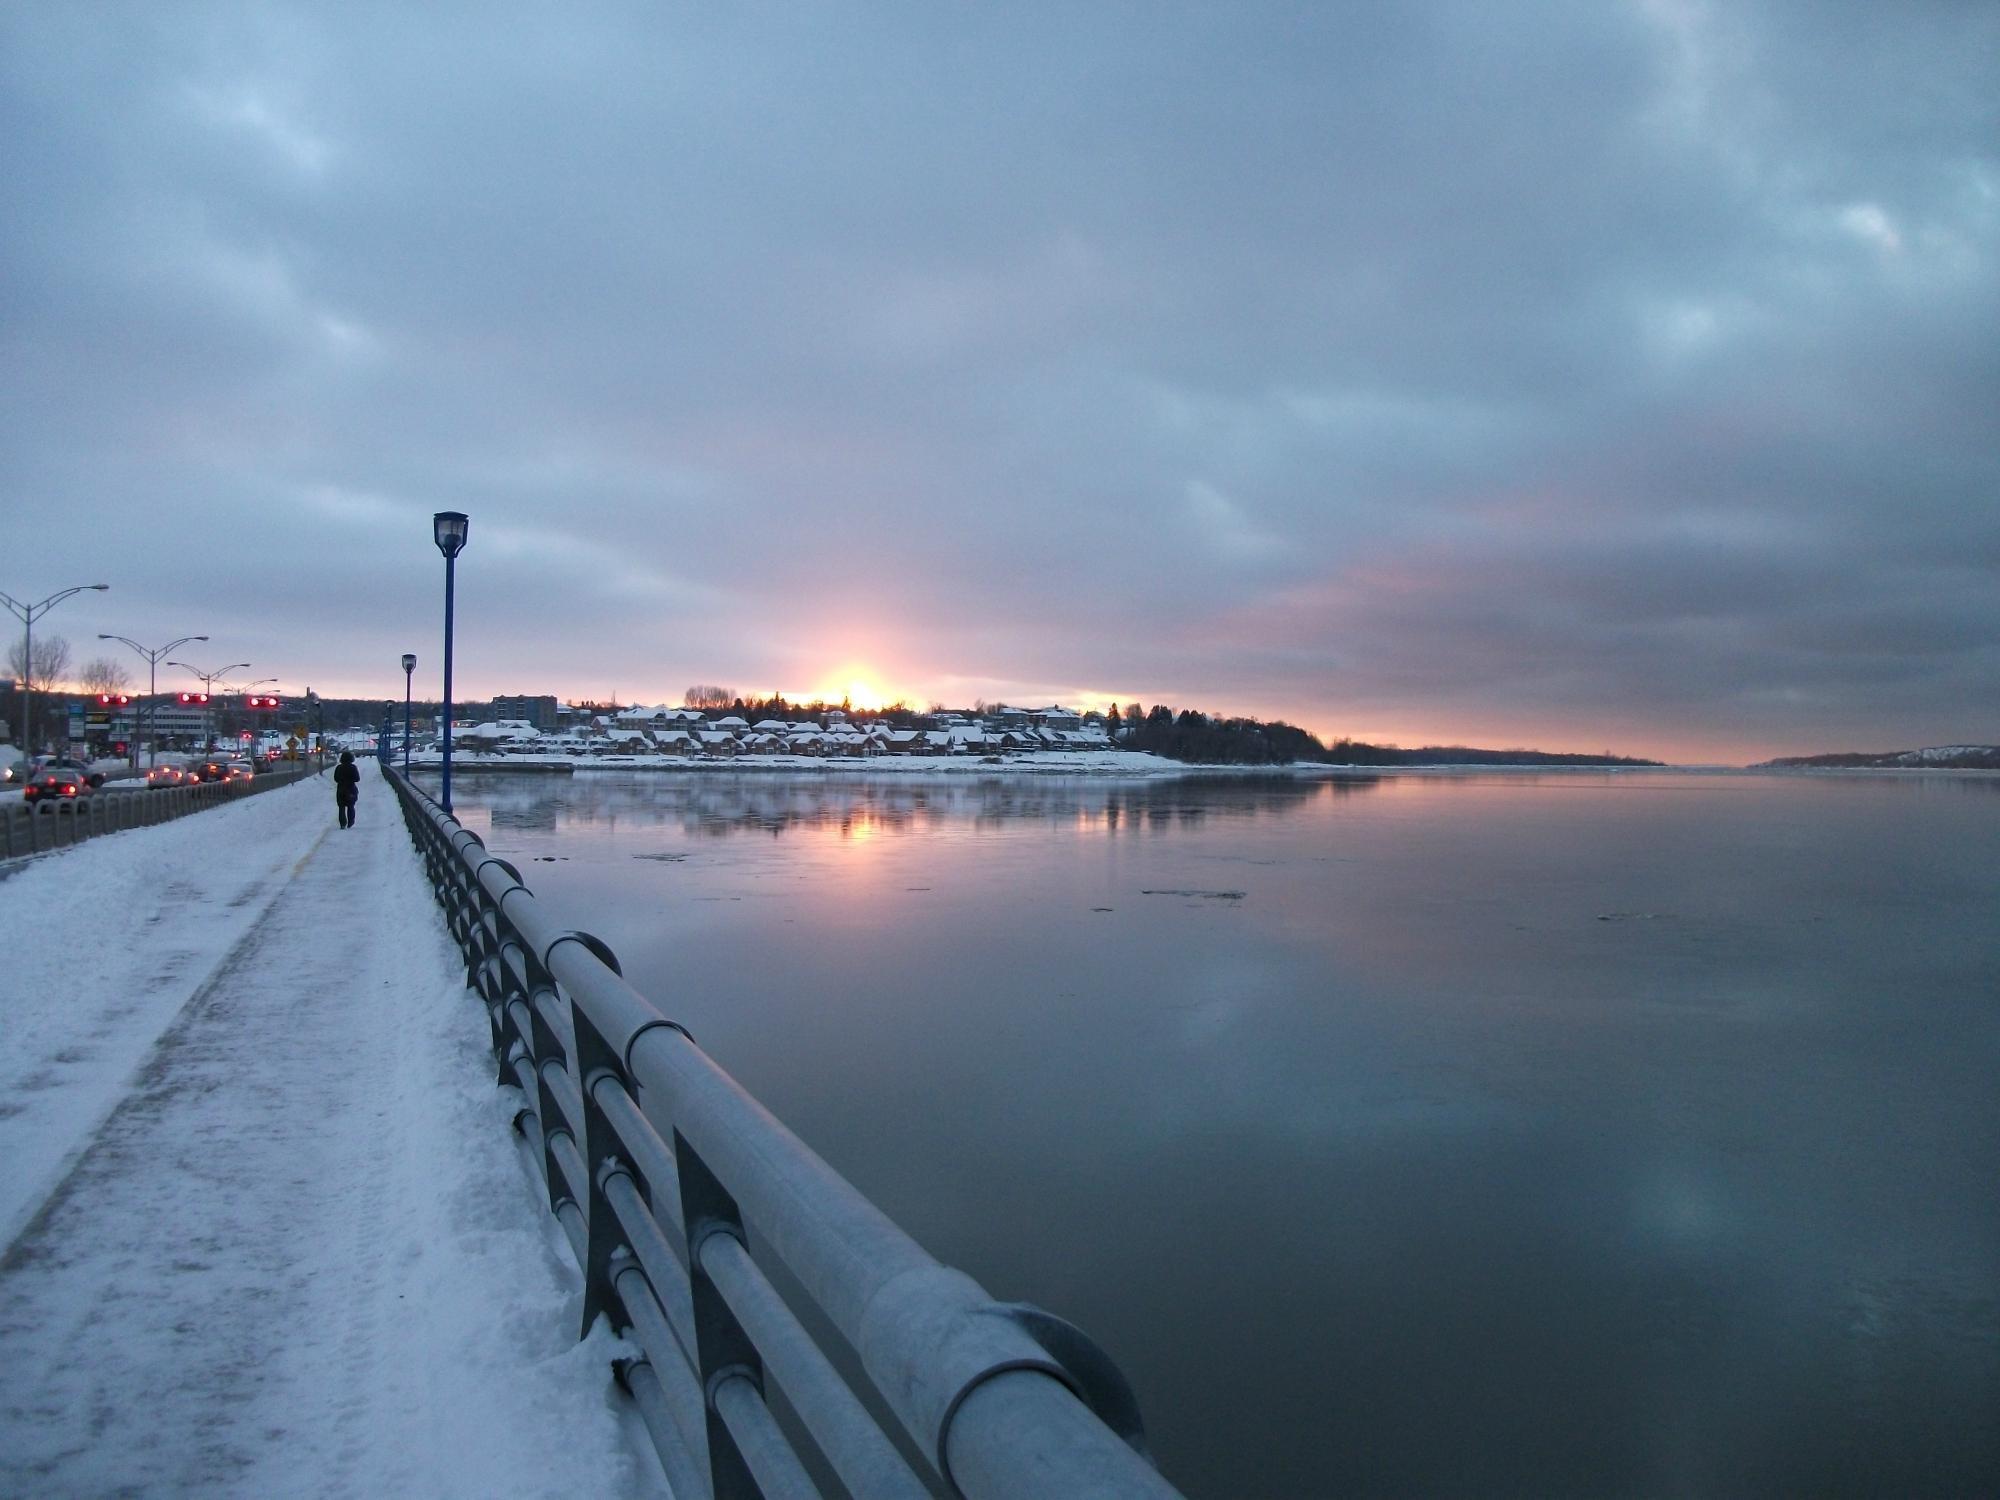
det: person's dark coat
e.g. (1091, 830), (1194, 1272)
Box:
(334, 758), (360, 806)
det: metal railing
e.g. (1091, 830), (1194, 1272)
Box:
(1, 767), (315, 860)
(385, 765), (1181, 1500)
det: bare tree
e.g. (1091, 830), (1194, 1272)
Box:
(77, 656), (133, 694)
(683, 684), (739, 709)
(6, 633), (72, 693)
(6, 633), (72, 749)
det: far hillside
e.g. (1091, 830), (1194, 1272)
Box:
(1755, 745), (2000, 770)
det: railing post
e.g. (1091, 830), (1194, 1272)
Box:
(559, 933), (646, 1341)
(676, 1134), (766, 1500)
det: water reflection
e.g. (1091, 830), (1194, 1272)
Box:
(465, 769), (1379, 840)
(441, 770), (2000, 1497)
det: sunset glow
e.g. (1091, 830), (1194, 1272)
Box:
(787, 670), (898, 713)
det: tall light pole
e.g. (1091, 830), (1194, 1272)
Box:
(167, 659), (249, 755)
(98, 634), (207, 769)
(433, 511), (469, 814)
(401, 652), (416, 773)
(3, 583), (109, 756)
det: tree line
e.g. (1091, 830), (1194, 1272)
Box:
(1108, 703), (1657, 766)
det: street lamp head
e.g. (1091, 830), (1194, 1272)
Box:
(402, 653), (417, 674)
(433, 511), (469, 559)
(90, 584), (109, 591)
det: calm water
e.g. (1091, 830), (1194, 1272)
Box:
(444, 769), (2000, 1498)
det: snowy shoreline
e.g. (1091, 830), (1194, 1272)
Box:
(400, 750), (1687, 780)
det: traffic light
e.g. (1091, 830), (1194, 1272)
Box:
(178, 691), (209, 705)
(96, 693), (131, 706)
(243, 694), (282, 710)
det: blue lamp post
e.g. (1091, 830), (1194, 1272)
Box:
(401, 652), (416, 773)
(433, 511), (468, 814)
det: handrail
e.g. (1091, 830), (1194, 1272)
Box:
(1, 767), (315, 860)
(384, 765), (1180, 1500)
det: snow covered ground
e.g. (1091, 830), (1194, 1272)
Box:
(0, 761), (666, 1497)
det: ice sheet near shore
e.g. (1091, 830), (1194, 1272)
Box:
(0, 763), (666, 1498)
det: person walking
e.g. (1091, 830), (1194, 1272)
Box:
(333, 749), (360, 828)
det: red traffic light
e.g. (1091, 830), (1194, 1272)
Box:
(243, 694), (282, 709)
(178, 691), (209, 705)
(96, 693), (131, 706)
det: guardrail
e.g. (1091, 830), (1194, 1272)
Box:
(1, 767), (316, 860)
(385, 764), (1180, 1500)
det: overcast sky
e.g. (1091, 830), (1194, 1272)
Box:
(4, 2), (1995, 761)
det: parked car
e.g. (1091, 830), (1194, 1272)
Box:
(22, 768), (96, 802)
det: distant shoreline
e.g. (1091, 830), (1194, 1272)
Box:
(395, 752), (2000, 784)
(396, 752), (2000, 782)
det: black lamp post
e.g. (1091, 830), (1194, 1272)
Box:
(3, 583), (109, 754)
(433, 511), (469, 814)
(401, 652), (416, 773)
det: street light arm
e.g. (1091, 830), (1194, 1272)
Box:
(2, 582), (109, 624)
(99, 633), (210, 663)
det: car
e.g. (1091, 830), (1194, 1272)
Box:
(22, 768), (97, 803)
(221, 760), (257, 783)
(146, 761), (190, 789)
(188, 759), (233, 783)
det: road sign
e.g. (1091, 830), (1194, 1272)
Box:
(292, 723), (308, 739)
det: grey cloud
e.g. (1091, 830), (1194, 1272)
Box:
(2, 1), (1995, 758)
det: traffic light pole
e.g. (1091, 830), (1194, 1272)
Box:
(100, 636), (208, 771)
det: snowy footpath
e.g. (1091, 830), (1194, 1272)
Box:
(0, 762), (666, 1498)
